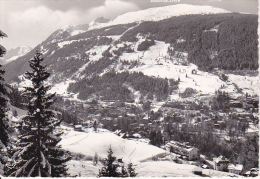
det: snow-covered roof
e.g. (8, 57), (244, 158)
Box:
(228, 164), (243, 171)
(133, 133), (142, 138)
(213, 156), (229, 163)
(167, 141), (197, 152)
(143, 114), (149, 120)
(75, 125), (82, 128)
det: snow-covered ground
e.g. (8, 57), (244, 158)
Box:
(66, 159), (239, 177)
(48, 79), (75, 95)
(60, 128), (166, 163)
(66, 160), (102, 177)
(122, 41), (225, 95)
(7, 105), (27, 123)
(136, 161), (238, 177)
(47, 39), (258, 101)
(13, 37), (258, 104)
(60, 127), (239, 177)
(132, 63), (225, 95)
(227, 74), (259, 96)
(87, 45), (110, 62)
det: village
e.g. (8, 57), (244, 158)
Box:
(55, 88), (259, 177)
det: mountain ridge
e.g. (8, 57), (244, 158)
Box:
(88, 4), (230, 30)
(3, 5), (258, 101)
(1, 46), (32, 65)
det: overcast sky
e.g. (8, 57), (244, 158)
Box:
(0, 0), (258, 50)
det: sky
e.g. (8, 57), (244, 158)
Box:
(0, 0), (258, 50)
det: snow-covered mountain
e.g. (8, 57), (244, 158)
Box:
(89, 4), (230, 30)
(89, 17), (110, 27)
(1, 46), (32, 64)
(3, 4), (258, 101)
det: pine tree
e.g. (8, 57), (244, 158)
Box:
(99, 146), (118, 177)
(0, 66), (9, 148)
(0, 30), (9, 175)
(149, 130), (163, 147)
(6, 50), (70, 177)
(127, 162), (137, 177)
(98, 146), (136, 177)
(93, 120), (97, 132)
(149, 130), (156, 146)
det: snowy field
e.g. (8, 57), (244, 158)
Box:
(66, 160), (239, 177)
(123, 41), (225, 95)
(60, 128), (166, 163)
(60, 127), (239, 177)
(227, 74), (259, 96)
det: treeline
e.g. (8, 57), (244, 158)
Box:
(137, 39), (155, 51)
(120, 13), (258, 71)
(79, 57), (115, 77)
(68, 71), (178, 101)
(113, 44), (134, 57)
(179, 87), (197, 98)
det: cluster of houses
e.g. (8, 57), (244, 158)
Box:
(211, 155), (259, 176)
(163, 141), (257, 176)
(67, 96), (258, 142)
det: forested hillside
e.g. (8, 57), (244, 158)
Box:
(68, 71), (178, 101)
(120, 13), (258, 71)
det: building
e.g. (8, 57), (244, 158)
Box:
(165, 141), (199, 160)
(213, 156), (229, 171)
(74, 124), (83, 131)
(228, 164), (243, 175)
(246, 168), (259, 177)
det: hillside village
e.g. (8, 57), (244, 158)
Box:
(48, 52), (259, 177)
(52, 72), (258, 176)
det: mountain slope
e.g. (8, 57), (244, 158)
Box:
(1, 46), (32, 64)
(3, 5), (258, 100)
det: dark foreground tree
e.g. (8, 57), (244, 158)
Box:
(0, 30), (9, 174)
(6, 50), (70, 177)
(98, 146), (136, 177)
(0, 64), (8, 147)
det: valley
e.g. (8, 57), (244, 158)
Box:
(1, 3), (258, 178)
